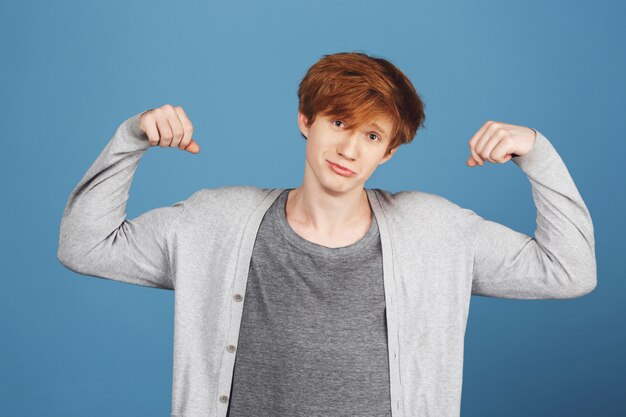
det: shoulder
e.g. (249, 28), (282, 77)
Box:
(178, 185), (275, 220)
(188, 185), (272, 204)
(371, 188), (463, 217)
(371, 188), (470, 248)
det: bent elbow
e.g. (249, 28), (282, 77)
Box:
(572, 276), (597, 298)
(570, 253), (598, 298)
(57, 240), (70, 268)
(57, 238), (86, 273)
(554, 249), (597, 299)
(562, 270), (597, 299)
(57, 243), (76, 271)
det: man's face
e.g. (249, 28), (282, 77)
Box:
(297, 111), (398, 195)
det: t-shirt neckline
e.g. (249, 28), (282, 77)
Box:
(273, 188), (379, 258)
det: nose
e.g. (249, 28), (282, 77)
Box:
(337, 131), (360, 160)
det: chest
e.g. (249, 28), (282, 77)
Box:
(286, 216), (373, 249)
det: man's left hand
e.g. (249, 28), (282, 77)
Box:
(466, 121), (537, 167)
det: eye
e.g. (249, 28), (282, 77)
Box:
(332, 120), (345, 128)
(368, 133), (380, 141)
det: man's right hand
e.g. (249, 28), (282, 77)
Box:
(139, 104), (200, 154)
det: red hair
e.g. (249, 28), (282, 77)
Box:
(297, 51), (426, 156)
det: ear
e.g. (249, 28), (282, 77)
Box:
(297, 111), (310, 139)
(379, 146), (399, 165)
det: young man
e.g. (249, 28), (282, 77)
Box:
(57, 52), (596, 417)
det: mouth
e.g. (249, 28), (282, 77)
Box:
(326, 160), (356, 176)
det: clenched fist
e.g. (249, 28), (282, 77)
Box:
(466, 120), (536, 167)
(139, 104), (200, 154)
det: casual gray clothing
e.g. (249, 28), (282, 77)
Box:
(226, 188), (390, 417)
(57, 111), (597, 417)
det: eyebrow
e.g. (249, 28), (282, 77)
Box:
(367, 123), (388, 138)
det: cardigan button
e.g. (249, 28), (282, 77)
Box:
(233, 294), (243, 302)
(219, 395), (229, 403)
(227, 344), (236, 353)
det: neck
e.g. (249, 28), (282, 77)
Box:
(286, 182), (372, 236)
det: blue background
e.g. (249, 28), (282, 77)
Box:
(1, 0), (624, 416)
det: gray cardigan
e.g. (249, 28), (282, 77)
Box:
(57, 112), (597, 417)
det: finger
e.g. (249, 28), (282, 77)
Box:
(174, 106), (194, 150)
(162, 105), (184, 148)
(479, 124), (513, 163)
(477, 135), (501, 164)
(475, 124), (502, 164)
(168, 118), (184, 149)
(468, 122), (491, 165)
(141, 112), (161, 146)
(154, 110), (174, 147)
(466, 155), (479, 167)
(184, 139), (201, 154)
(490, 136), (514, 163)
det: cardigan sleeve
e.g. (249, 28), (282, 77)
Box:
(57, 112), (193, 290)
(457, 129), (597, 299)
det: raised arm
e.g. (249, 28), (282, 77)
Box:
(57, 105), (200, 290)
(458, 122), (596, 299)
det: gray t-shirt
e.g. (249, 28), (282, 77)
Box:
(226, 188), (392, 417)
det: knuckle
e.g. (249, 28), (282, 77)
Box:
(172, 128), (184, 141)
